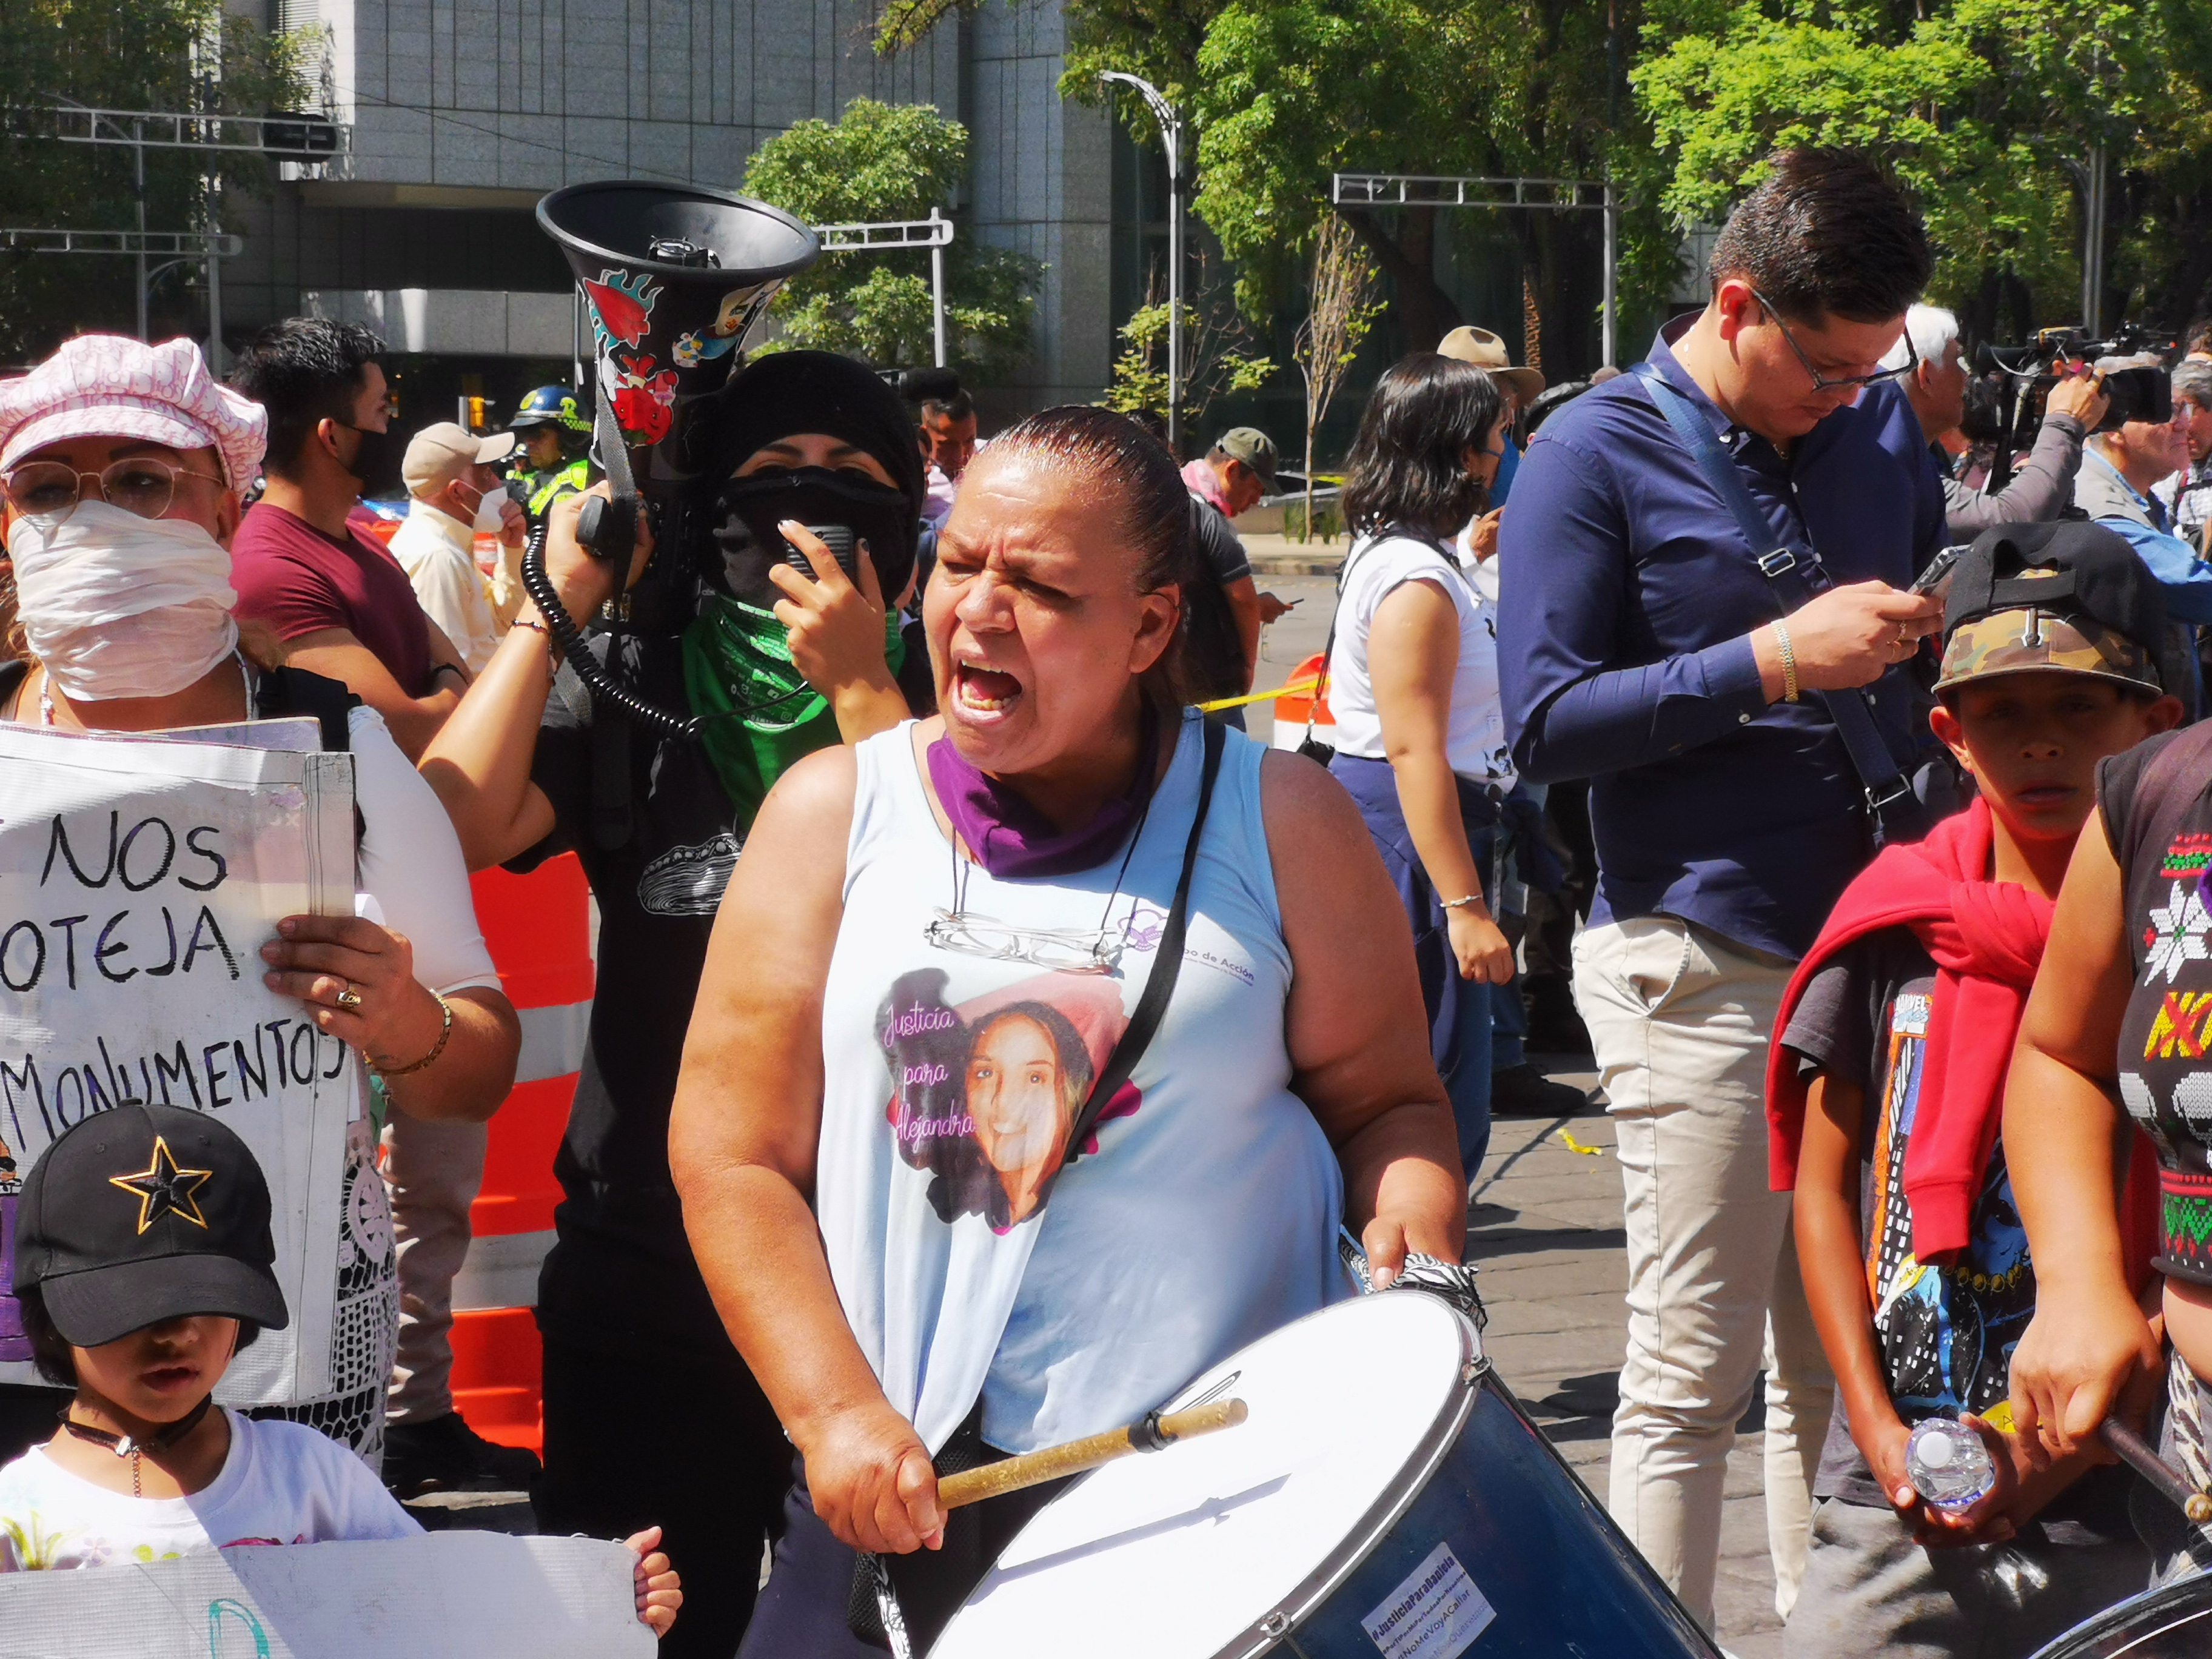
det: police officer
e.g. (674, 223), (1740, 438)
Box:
(506, 385), (592, 523)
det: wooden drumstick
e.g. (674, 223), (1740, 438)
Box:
(2099, 1417), (2212, 1524)
(936, 1399), (1249, 1510)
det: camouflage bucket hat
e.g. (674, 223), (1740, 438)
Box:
(1936, 574), (2161, 693)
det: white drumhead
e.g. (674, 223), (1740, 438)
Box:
(934, 1292), (1476, 1659)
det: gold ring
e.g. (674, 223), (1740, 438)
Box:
(335, 983), (363, 1009)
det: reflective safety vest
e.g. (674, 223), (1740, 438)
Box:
(515, 457), (591, 521)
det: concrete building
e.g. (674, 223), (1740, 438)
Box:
(226, 0), (1118, 413)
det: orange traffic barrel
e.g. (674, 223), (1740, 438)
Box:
(1272, 651), (1335, 751)
(447, 853), (594, 1455)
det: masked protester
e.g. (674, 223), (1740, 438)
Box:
(418, 350), (931, 1659)
(0, 335), (521, 1475)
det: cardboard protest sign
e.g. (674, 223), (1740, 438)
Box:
(0, 1533), (655, 1658)
(0, 722), (357, 1404)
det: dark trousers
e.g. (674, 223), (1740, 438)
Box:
(741, 1466), (1066, 1658)
(535, 1332), (790, 1659)
(1330, 752), (1495, 1180)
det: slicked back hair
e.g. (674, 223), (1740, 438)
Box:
(1341, 354), (1507, 538)
(1708, 148), (1932, 326)
(967, 404), (1242, 706)
(227, 317), (386, 480)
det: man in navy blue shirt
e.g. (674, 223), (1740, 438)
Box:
(1496, 149), (1945, 1630)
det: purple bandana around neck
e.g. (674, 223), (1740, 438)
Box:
(927, 707), (1164, 879)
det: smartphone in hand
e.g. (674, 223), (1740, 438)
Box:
(784, 523), (859, 581)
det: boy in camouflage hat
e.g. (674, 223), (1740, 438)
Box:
(1766, 520), (2182, 1657)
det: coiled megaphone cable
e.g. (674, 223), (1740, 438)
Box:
(517, 516), (702, 740)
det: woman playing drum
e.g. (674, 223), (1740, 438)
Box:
(669, 406), (1466, 1654)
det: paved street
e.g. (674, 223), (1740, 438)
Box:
(1476, 1064), (1786, 1659)
(1244, 555), (1789, 1655)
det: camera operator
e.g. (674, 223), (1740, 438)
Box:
(2073, 354), (2212, 625)
(417, 350), (928, 1657)
(1882, 304), (2106, 539)
(2155, 358), (2212, 552)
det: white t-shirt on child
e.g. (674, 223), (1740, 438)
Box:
(0, 1410), (421, 1570)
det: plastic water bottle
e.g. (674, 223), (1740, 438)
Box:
(1906, 1416), (1998, 1512)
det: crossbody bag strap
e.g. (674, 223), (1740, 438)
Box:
(1061, 718), (1226, 1168)
(1633, 364), (1928, 842)
(1304, 526), (1456, 748)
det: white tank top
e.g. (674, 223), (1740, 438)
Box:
(816, 713), (1349, 1454)
(1328, 530), (1515, 789)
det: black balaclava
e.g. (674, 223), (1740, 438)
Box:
(694, 351), (927, 609)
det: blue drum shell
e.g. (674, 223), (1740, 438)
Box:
(1283, 1365), (1716, 1658)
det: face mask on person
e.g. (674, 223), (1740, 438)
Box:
(7, 500), (239, 701)
(334, 421), (404, 495)
(462, 480), (509, 535)
(709, 466), (916, 608)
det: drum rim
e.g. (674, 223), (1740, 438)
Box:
(1210, 1295), (1481, 1659)
(2025, 1571), (2212, 1659)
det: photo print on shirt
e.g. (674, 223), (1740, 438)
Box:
(876, 968), (1138, 1233)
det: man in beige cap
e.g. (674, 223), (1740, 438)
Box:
(391, 421), (526, 673)
(1438, 327), (1544, 506)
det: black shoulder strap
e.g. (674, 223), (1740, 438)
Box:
(1634, 364), (1928, 843)
(1060, 718), (1226, 1170)
(253, 665), (360, 753)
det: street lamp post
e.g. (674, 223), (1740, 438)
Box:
(1099, 70), (1183, 454)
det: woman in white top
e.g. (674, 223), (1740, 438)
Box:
(669, 405), (1463, 1657)
(0, 335), (518, 1463)
(1326, 354), (1515, 1182)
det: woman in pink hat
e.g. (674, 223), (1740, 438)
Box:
(0, 335), (521, 1470)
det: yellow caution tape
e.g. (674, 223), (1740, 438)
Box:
(1555, 1128), (1604, 1156)
(1194, 675), (1319, 714)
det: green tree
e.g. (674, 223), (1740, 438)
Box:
(1193, 0), (1644, 357)
(1100, 249), (1276, 430)
(741, 99), (1041, 375)
(1632, 0), (2212, 338)
(0, 0), (313, 358)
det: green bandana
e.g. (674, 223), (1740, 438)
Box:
(681, 595), (907, 829)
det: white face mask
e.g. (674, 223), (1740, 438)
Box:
(471, 479), (511, 535)
(8, 501), (239, 702)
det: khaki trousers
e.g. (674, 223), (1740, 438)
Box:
(1574, 916), (1835, 1630)
(381, 1108), (488, 1426)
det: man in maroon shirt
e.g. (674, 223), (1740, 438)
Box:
(229, 318), (469, 760)
(229, 319), (529, 1503)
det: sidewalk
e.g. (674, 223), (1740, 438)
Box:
(1475, 1060), (1786, 1658)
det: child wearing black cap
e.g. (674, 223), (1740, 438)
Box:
(0, 1104), (681, 1638)
(1767, 523), (2182, 1654)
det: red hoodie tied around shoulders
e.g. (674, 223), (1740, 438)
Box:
(1767, 796), (2157, 1273)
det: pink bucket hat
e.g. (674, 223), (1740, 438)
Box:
(0, 334), (267, 492)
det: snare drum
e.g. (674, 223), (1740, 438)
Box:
(933, 1290), (1717, 1658)
(2027, 1573), (2212, 1658)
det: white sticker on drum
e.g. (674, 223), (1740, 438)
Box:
(1360, 1542), (1496, 1659)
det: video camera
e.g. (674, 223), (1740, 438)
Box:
(1977, 323), (2175, 489)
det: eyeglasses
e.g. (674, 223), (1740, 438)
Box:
(2, 457), (226, 524)
(1751, 288), (1919, 394)
(924, 910), (1126, 974)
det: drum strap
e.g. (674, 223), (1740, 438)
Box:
(1056, 716), (1225, 1175)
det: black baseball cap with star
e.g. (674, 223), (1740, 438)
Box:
(10, 1104), (289, 1347)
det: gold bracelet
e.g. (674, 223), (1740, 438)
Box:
(370, 993), (453, 1078)
(1774, 621), (1800, 703)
